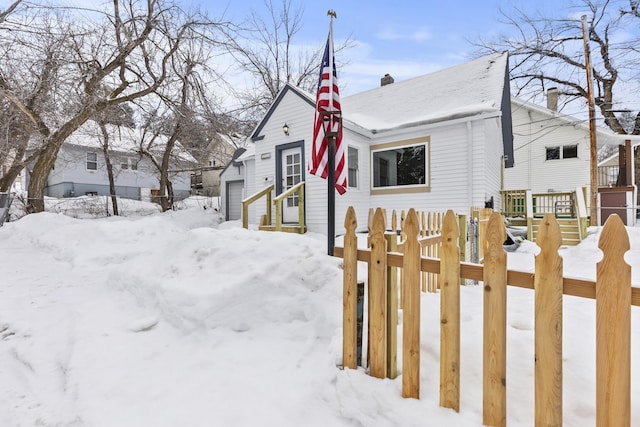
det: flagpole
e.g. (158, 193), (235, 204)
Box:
(327, 11), (337, 256)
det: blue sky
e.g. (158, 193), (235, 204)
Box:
(208, 0), (560, 96)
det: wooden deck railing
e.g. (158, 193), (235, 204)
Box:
(335, 206), (637, 427)
(241, 182), (306, 233)
(273, 181), (305, 233)
(241, 184), (273, 229)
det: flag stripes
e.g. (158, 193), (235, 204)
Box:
(310, 23), (346, 195)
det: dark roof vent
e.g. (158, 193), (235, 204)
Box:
(381, 73), (394, 86)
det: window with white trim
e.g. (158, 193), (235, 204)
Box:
(120, 157), (138, 170)
(372, 142), (427, 189)
(86, 152), (97, 171)
(348, 146), (358, 188)
(546, 144), (578, 160)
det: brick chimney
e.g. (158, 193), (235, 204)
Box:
(547, 87), (558, 111)
(381, 73), (394, 86)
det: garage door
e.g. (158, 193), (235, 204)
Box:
(226, 181), (244, 221)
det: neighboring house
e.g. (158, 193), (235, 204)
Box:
(39, 121), (197, 202)
(220, 52), (514, 234)
(191, 132), (242, 197)
(505, 93), (618, 193)
(505, 93), (638, 225)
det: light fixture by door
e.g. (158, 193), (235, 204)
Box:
(282, 123), (289, 136)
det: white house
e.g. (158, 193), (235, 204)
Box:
(41, 121), (196, 202)
(505, 94), (637, 225)
(506, 94), (618, 193)
(220, 52), (514, 234)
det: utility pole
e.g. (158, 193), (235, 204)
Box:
(582, 15), (599, 226)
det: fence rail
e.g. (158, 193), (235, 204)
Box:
(334, 206), (637, 427)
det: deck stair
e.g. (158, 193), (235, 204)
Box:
(242, 182), (306, 234)
(502, 187), (589, 247)
(530, 217), (582, 246)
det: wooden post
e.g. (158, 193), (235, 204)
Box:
(297, 184), (305, 233)
(402, 208), (421, 398)
(275, 199), (283, 231)
(392, 211), (402, 310)
(440, 210), (460, 411)
(385, 231), (398, 379)
(342, 206), (358, 370)
(458, 214), (467, 285)
(483, 212), (507, 427)
(478, 207), (492, 262)
(581, 15), (599, 226)
(421, 211), (427, 292)
(534, 214), (563, 426)
(596, 214), (631, 427)
(369, 208), (388, 379)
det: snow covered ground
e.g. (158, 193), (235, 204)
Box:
(0, 201), (638, 426)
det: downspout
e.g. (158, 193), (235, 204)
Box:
(633, 143), (638, 225)
(527, 110), (533, 190)
(467, 121), (474, 209)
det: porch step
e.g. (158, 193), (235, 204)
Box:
(258, 224), (307, 234)
(530, 217), (581, 246)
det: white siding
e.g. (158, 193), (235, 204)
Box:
(236, 86), (509, 234)
(219, 160), (246, 221)
(505, 102), (591, 193)
(50, 144), (192, 196)
(480, 117), (505, 210)
(369, 120), (478, 217)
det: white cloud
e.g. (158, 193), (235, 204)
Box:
(376, 27), (432, 42)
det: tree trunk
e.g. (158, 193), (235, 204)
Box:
(0, 163), (24, 192)
(26, 142), (59, 213)
(0, 121), (33, 192)
(99, 124), (119, 216)
(158, 132), (178, 212)
(166, 180), (174, 209)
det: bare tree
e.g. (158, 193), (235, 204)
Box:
(476, 0), (640, 134)
(0, 0), (224, 213)
(476, 0), (640, 211)
(220, 0), (354, 122)
(0, 0), (21, 25)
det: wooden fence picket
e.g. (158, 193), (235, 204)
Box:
(596, 214), (631, 427)
(342, 207), (358, 370)
(333, 207), (637, 427)
(440, 210), (460, 411)
(369, 208), (388, 379)
(421, 211), (427, 292)
(483, 212), (507, 427)
(402, 208), (421, 398)
(385, 229), (398, 379)
(534, 214), (563, 426)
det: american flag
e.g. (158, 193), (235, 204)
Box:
(310, 23), (346, 195)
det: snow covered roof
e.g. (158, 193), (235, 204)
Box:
(342, 52), (510, 133)
(64, 121), (197, 164)
(511, 97), (621, 148)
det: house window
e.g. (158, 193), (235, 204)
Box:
(120, 157), (138, 170)
(546, 147), (560, 160)
(563, 144), (578, 159)
(546, 145), (578, 160)
(86, 152), (97, 171)
(372, 140), (428, 190)
(348, 146), (358, 188)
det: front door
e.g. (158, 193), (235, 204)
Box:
(279, 145), (303, 223)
